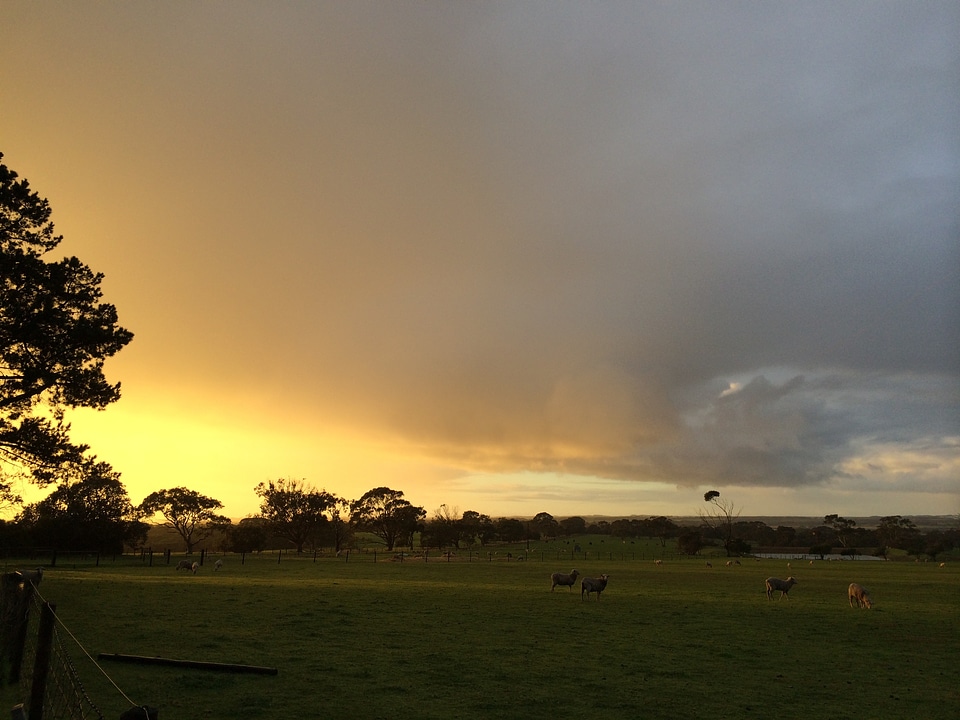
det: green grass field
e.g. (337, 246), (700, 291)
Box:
(4, 545), (958, 719)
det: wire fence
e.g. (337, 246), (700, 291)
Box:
(3, 543), (693, 572)
(1, 570), (156, 720)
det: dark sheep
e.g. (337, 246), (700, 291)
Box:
(765, 576), (797, 600)
(581, 574), (609, 601)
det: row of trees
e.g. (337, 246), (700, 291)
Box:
(2, 470), (956, 562)
(0, 478), (424, 555)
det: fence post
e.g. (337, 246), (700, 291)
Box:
(3, 573), (33, 685)
(28, 602), (56, 720)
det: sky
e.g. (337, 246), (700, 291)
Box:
(1, 1), (958, 522)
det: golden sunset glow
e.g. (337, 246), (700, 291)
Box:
(2, 3), (957, 520)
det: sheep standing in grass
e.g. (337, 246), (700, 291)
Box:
(581, 574), (609, 601)
(848, 583), (873, 609)
(550, 569), (580, 592)
(765, 576), (798, 600)
(175, 560), (193, 571)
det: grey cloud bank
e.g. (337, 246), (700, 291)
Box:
(1, 2), (956, 514)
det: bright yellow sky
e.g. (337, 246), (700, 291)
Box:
(2, 3), (958, 521)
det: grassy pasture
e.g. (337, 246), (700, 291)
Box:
(4, 549), (958, 720)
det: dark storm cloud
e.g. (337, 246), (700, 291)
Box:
(1, 1), (956, 506)
(324, 1), (960, 490)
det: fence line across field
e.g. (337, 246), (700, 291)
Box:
(4, 546), (691, 571)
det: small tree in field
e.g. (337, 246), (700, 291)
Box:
(255, 478), (335, 553)
(327, 495), (353, 554)
(699, 490), (742, 556)
(139, 487), (228, 554)
(229, 517), (269, 554)
(677, 529), (704, 556)
(642, 516), (680, 548)
(350, 487), (425, 551)
(824, 514), (857, 547)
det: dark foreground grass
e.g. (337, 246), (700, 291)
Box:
(5, 553), (958, 719)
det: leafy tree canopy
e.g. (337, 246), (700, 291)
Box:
(255, 478), (335, 553)
(351, 486), (425, 551)
(139, 486), (227, 553)
(16, 461), (144, 553)
(0, 153), (133, 500)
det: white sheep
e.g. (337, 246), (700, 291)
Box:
(654, 560), (663, 566)
(550, 569), (580, 592)
(765, 576), (798, 600)
(848, 582), (873, 609)
(581, 574), (609, 601)
(214, 559), (223, 571)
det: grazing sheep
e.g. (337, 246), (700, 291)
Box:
(550, 569), (581, 592)
(581, 574), (609, 601)
(214, 559), (223, 571)
(175, 560), (199, 573)
(765, 576), (798, 600)
(939, 562), (946, 568)
(705, 562), (712, 568)
(654, 559), (663, 566)
(848, 583), (873, 609)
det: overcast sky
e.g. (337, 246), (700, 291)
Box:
(2, 1), (957, 521)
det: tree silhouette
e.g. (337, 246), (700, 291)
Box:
(824, 514), (857, 547)
(350, 487), (424, 551)
(0, 153), (132, 502)
(255, 478), (334, 553)
(698, 490), (742, 557)
(139, 487), (227, 554)
(17, 462), (143, 553)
